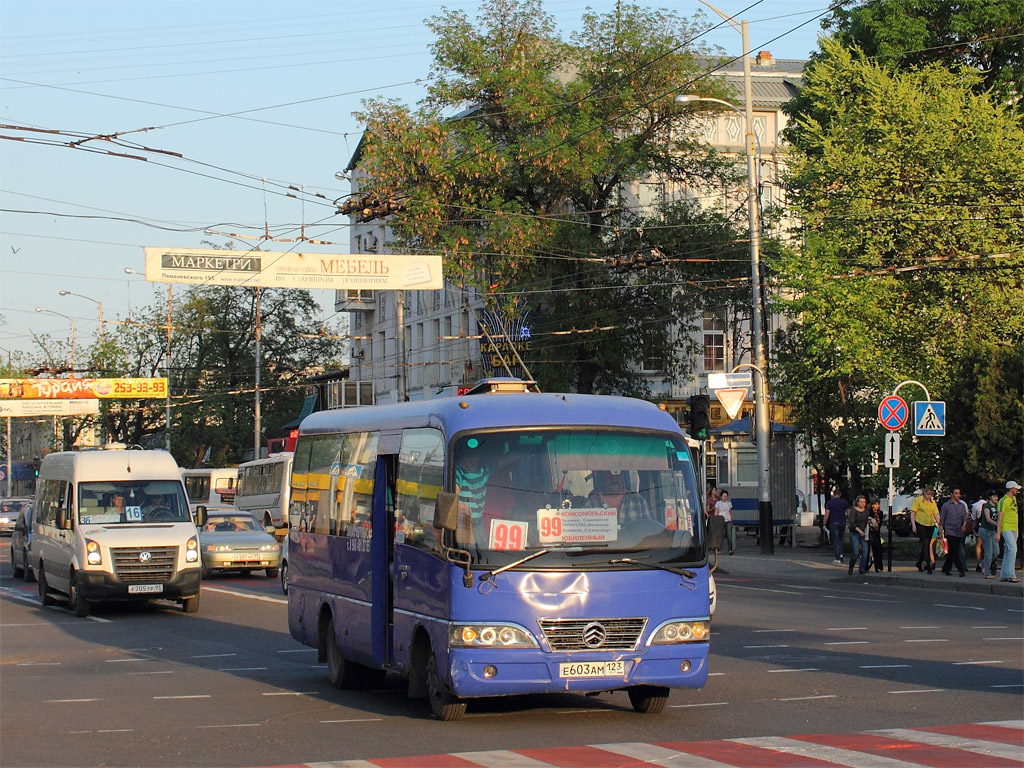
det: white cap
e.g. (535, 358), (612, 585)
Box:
(1007, 480), (1022, 490)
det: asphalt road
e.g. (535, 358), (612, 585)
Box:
(1, 545), (1021, 768)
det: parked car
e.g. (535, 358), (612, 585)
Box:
(1, 497), (32, 536)
(10, 502), (35, 581)
(198, 510), (281, 578)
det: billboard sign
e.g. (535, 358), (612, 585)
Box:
(0, 378), (168, 400)
(144, 248), (443, 290)
(0, 399), (100, 417)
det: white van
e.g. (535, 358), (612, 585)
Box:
(31, 446), (201, 617)
(181, 467), (238, 513)
(234, 453), (292, 537)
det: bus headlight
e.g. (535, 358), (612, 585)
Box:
(85, 538), (102, 566)
(648, 620), (710, 645)
(450, 623), (538, 649)
(185, 536), (199, 563)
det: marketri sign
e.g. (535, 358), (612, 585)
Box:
(144, 248), (443, 290)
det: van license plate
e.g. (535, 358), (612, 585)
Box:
(128, 584), (163, 594)
(558, 661), (624, 678)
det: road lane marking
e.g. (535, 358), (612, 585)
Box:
(889, 689), (943, 694)
(736, 735), (925, 767)
(860, 664), (911, 669)
(721, 585), (801, 595)
(670, 702), (729, 708)
(276, 648), (316, 653)
(904, 638), (948, 643)
(105, 658), (148, 663)
(17, 661), (61, 666)
(952, 660), (1004, 666)
(972, 625), (1008, 629)
(192, 653), (236, 658)
(154, 695), (211, 699)
(825, 641), (869, 646)
(991, 684), (1024, 688)
(127, 670), (174, 675)
(753, 629), (795, 633)
(197, 723), (260, 729)
(744, 644), (789, 649)
(219, 667), (267, 671)
(777, 694), (836, 702)
(875, 727), (1024, 761)
(262, 691), (319, 696)
(201, 586), (287, 604)
(934, 603), (984, 610)
(827, 627), (868, 631)
(47, 698), (100, 703)
(97, 729), (133, 733)
(823, 595), (900, 603)
(984, 637), (1024, 641)
(320, 718), (384, 724)
(768, 668), (818, 673)
(900, 626), (938, 629)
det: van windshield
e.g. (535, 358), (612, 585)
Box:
(78, 481), (191, 524)
(449, 429), (705, 568)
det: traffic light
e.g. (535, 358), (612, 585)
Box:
(689, 394), (710, 440)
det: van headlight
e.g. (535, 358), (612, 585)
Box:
(185, 536), (199, 563)
(450, 623), (538, 648)
(648, 620), (710, 645)
(85, 538), (102, 566)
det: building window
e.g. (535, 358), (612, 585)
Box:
(703, 310), (726, 372)
(734, 449), (758, 485)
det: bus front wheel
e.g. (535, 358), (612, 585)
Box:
(424, 645), (466, 721)
(325, 617), (362, 689)
(627, 685), (669, 714)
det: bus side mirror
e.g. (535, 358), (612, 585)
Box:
(195, 506), (208, 528)
(433, 492), (458, 532)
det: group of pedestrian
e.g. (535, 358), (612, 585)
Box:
(822, 480), (1019, 582)
(705, 486), (735, 555)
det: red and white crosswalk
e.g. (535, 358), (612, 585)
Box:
(263, 721), (1023, 768)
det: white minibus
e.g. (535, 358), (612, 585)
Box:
(182, 467), (237, 512)
(234, 453), (292, 536)
(31, 445), (201, 617)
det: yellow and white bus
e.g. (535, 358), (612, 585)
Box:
(234, 453), (292, 536)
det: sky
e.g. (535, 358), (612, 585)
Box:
(0, 0), (835, 366)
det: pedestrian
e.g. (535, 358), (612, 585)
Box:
(970, 495), (985, 570)
(910, 487), (940, 574)
(939, 488), (969, 577)
(847, 495), (869, 575)
(997, 481), (1020, 583)
(865, 498), (884, 572)
(706, 486), (719, 521)
(823, 489), (849, 565)
(715, 490), (735, 555)
(978, 490), (1000, 580)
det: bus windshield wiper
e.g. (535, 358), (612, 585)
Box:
(574, 555), (696, 580)
(479, 546), (583, 583)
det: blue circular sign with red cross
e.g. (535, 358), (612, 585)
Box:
(878, 395), (909, 431)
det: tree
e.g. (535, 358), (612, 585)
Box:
(823, 0), (1024, 107)
(774, 41), (1024, 497)
(352, 0), (756, 395)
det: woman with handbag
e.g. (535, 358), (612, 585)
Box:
(847, 495), (869, 575)
(865, 498), (884, 572)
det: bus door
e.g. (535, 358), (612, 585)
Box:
(370, 432), (401, 670)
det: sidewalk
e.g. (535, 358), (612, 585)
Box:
(714, 525), (1024, 599)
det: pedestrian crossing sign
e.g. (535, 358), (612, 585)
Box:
(913, 401), (945, 436)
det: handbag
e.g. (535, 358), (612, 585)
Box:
(962, 516), (975, 536)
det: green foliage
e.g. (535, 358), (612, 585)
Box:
(823, 0), (1024, 107)
(352, 0), (753, 394)
(775, 41), (1024, 495)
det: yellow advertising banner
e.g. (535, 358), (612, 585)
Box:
(0, 378), (168, 400)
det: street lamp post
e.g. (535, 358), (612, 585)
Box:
(59, 290), (104, 338)
(34, 307), (76, 373)
(676, 90), (773, 553)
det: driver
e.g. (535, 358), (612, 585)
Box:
(590, 471), (653, 523)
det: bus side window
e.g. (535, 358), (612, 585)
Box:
(396, 427), (444, 554)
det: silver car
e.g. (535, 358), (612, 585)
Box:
(1, 497), (32, 537)
(199, 510), (281, 578)
(9, 502), (34, 581)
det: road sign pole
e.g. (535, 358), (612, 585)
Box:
(887, 467), (894, 573)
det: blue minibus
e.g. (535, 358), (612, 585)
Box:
(286, 379), (710, 720)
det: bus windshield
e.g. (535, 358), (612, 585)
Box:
(78, 481), (191, 525)
(449, 429), (704, 568)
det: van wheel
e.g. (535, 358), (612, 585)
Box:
(23, 550), (35, 582)
(628, 685), (669, 714)
(69, 573), (90, 618)
(424, 641), (466, 721)
(181, 591), (200, 613)
(37, 565), (56, 607)
(280, 560), (288, 595)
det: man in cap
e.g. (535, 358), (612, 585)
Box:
(997, 481), (1020, 583)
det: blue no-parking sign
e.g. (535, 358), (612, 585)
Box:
(878, 395), (909, 431)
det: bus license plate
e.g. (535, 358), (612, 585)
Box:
(558, 661), (624, 678)
(128, 584), (163, 594)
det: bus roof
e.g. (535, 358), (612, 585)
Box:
(298, 392), (682, 438)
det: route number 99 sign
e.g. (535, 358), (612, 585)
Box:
(488, 519), (528, 551)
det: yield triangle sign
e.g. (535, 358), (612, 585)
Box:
(714, 387), (747, 420)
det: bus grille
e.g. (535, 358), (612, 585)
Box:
(538, 617), (647, 651)
(112, 546), (178, 583)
